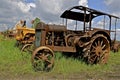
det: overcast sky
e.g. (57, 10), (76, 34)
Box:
(0, 0), (120, 33)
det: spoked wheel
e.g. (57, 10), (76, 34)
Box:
(21, 44), (33, 53)
(88, 34), (110, 64)
(32, 46), (54, 71)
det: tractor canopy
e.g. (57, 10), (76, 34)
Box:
(61, 6), (119, 22)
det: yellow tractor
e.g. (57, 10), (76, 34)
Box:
(15, 18), (40, 52)
(15, 20), (35, 49)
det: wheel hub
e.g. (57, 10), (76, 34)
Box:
(95, 46), (102, 56)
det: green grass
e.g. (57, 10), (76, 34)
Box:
(0, 35), (120, 79)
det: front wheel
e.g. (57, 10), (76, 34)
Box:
(21, 44), (33, 53)
(31, 46), (54, 71)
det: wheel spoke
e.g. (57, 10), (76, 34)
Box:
(95, 42), (97, 46)
(90, 53), (96, 58)
(41, 53), (45, 57)
(103, 50), (108, 54)
(92, 45), (96, 50)
(98, 39), (101, 46)
(100, 40), (103, 46)
(89, 56), (97, 63)
(45, 54), (50, 58)
(47, 58), (54, 68)
(45, 59), (52, 64)
(100, 53), (105, 59)
(102, 44), (106, 49)
(97, 53), (105, 63)
(91, 49), (96, 53)
(35, 55), (42, 60)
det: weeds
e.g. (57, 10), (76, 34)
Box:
(0, 36), (120, 79)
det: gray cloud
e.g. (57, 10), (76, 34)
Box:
(33, 0), (80, 24)
(104, 0), (120, 15)
(0, 0), (86, 31)
(3, 0), (120, 32)
(0, 0), (35, 31)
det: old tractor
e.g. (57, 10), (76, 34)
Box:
(1, 29), (16, 39)
(20, 18), (41, 52)
(15, 20), (35, 49)
(31, 6), (119, 71)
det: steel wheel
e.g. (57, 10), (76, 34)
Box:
(21, 44), (33, 53)
(32, 46), (54, 71)
(88, 35), (110, 64)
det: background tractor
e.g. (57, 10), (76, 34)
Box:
(20, 18), (41, 53)
(14, 20), (35, 49)
(31, 6), (119, 71)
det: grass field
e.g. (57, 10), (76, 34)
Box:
(0, 35), (120, 80)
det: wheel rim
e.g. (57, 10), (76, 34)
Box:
(32, 46), (54, 71)
(88, 35), (110, 64)
(21, 44), (33, 53)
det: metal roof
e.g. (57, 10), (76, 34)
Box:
(61, 6), (119, 22)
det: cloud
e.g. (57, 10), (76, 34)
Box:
(16, 1), (36, 13)
(0, 0), (90, 31)
(0, 0), (36, 31)
(33, 0), (88, 27)
(79, 0), (88, 7)
(104, 0), (120, 17)
(32, 0), (80, 24)
(104, 0), (120, 40)
(1, 0), (120, 33)
(38, 0), (62, 15)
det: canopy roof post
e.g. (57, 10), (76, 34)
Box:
(114, 18), (117, 41)
(109, 16), (111, 32)
(89, 12), (92, 30)
(83, 8), (86, 32)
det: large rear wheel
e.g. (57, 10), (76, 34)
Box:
(88, 34), (110, 64)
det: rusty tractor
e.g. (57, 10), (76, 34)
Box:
(31, 6), (119, 71)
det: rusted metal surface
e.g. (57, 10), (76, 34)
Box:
(32, 46), (54, 71)
(87, 34), (110, 64)
(32, 6), (120, 71)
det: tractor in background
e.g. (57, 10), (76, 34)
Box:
(15, 18), (41, 53)
(14, 20), (35, 50)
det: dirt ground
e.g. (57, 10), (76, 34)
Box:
(1, 68), (120, 80)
